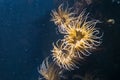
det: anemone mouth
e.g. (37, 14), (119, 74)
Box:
(52, 41), (73, 60)
(70, 30), (85, 44)
(62, 22), (102, 57)
(56, 12), (74, 26)
(51, 3), (76, 27)
(51, 40), (79, 70)
(61, 16), (67, 24)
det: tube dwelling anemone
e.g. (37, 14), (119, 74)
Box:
(38, 57), (62, 80)
(51, 3), (76, 33)
(51, 40), (80, 70)
(62, 11), (103, 57)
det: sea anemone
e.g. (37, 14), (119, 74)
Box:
(38, 57), (62, 80)
(51, 40), (80, 70)
(51, 3), (76, 34)
(62, 11), (103, 57)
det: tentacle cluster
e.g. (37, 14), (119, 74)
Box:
(62, 14), (103, 57)
(51, 40), (79, 70)
(51, 4), (76, 34)
(51, 4), (103, 70)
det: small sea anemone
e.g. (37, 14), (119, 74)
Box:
(62, 10), (103, 57)
(38, 57), (62, 80)
(51, 39), (80, 70)
(51, 3), (76, 28)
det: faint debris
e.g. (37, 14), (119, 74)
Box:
(85, 0), (92, 5)
(112, 0), (115, 2)
(82, 70), (107, 80)
(73, 0), (90, 13)
(72, 72), (95, 80)
(112, 0), (120, 4)
(60, 75), (68, 80)
(72, 74), (83, 79)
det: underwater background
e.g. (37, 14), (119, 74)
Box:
(0, 0), (120, 80)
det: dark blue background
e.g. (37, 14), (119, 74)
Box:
(0, 0), (120, 80)
(0, 0), (56, 80)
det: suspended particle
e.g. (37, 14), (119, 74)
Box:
(107, 19), (115, 25)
